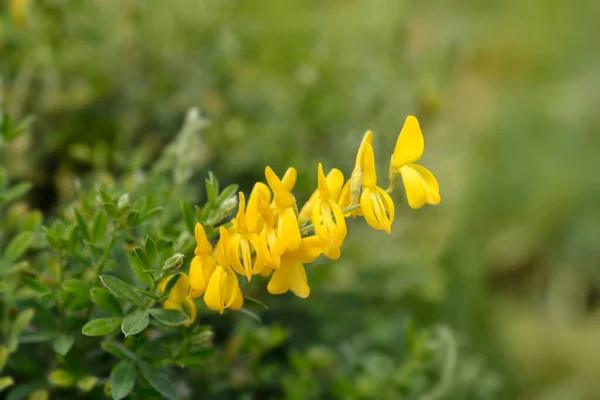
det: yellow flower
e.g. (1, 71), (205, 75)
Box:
(265, 166), (302, 254)
(230, 191), (266, 281)
(204, 227), (243, 314)
(310, 164), (346, 260)
(390, 116), (440, 209)
(339, 130), (373, 217)
(298, 166), (345, 225)
(267, 236), (326, 298)
(189, 223), (215, 295)
(359, 142), (395, 232)
(159, 273), (198, 327)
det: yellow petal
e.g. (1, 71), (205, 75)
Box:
(281, 167), (297, 191)
(361, 142), (377, 188)
(183, 297), (197, 326)
(360, 188), (384, 231)
(246, 183), (270, 232)
(391, 116), (424, 169)
(204, 265), (226, 313)
(330, 199), (348, 244)
(222, 266), (241, 310)
(376, 186), (395, 230)
(317, 163), (330, 200)
(287, 236), (326, 263)
(399, 165), (428, 209)
(298, 189), (319, 226)
(216, 226), (233, 267)
(239, 238), (253, 281)
(287, 259), (310, 298)
(163, 298), (183, 311)
(276, 207), (302, 253)
(267, 261), (291, 295)
(327, 168), (345, 202)
(168, 273), (190, 301)
(229, 284), (244, 311)
(410, 164), (440, 205)
(355, 130), (374, 169)
(256, 191), (276, 228)
(189, 256), (208, 294)
(235, 192), (247, 233)
(194, 223), (212, 256)
(265, 166), (295, 208)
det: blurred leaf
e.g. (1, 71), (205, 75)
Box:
(126, 211), (140, 226)
(244, 296), (269, 309)
(180, 201), (195, 233)
(128, 251), (153, 287)
(5, 380), (44, 400)
(100, 275), (145, 306)
(3, 232), (33, 266)
(0, 346), (7, 372)
(110, 361), (136, 400)
(149, 308), (190, 326)
(8, 309), (35, 353)
(139, 206), (164, 223)
(116, 193), (130, 215)
(81, 317), (122, 337)
(90, 287), (123, 316)
(1, 182), (32, 205)
(0, 376), (14, 392)
(26, 389), (48, 400)
(101, 341), (137, 362)
(121, 309), (149, 337)
(61, 279), (90, 300)
(144, 236), (158, 269)
(51, 334), (75, 356)
(76, 376), (97, 392)
(138, 362), (176, 400)
(21, 211), (42, 232)
(21, 277), (50, 296)
(216, 183), (239, 204)
(92, 210), (109, 243)
(48, 369), (74, 387)
(74, 209), (90, 241)
(238, 307), (262, 323)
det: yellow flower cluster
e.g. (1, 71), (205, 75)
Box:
(160, 116), (440, 320)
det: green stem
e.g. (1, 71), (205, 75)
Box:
(84, 231), (117, 321)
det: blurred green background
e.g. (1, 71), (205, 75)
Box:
(2, 0), (600, 398)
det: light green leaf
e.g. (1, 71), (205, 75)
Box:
(2, 182), (32, 204)
(144, 236), (158, 269)
(74, 208), (90, 241)
(8, 309), (35, 353)
(52, 334), (75, 356)
(76, 375), (97, 392)
(110, 361), (136, 400)
(0, 346), (7, 372)
(3, 232), (33, 266)
(90, 287), (123, 316)
(48, 369), (74, 387)
(81, 317), (122, 337)
(138, 362), (176, 400)
(61, 279), (90, 300)
(99, 275), (145, 306)
(149, 308), (190, 326)
(92, 210), (109, 243)
(127, 252), (153, 287)
(121, 309), (149, 337)
(0, 376), (14, 392)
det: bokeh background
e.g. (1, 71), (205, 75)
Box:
(2, 0), (600, 398)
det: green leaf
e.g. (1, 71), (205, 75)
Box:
(92, 210), (109, 243)
(149, 308), (190, 326)
(98, 190), (114, 205)
(5, 380), (45, 400)
(48, 369), (75, 387)
(244, 296), (269, 309)
(2, 182), (32, 204)
(110, 361), (136, 400)
(99, 275), (145, 307)
(90, 287), (123, 316)
(8, 309), (35, 353)
(52, 334), (75, 356)
(0, 376), (14, 392)
(3, 232), (33, 265)
(138, 362), (176, 400)
(139, 206), (164, 223)
(133, 248), (150, 269)
(121, 309), (149, 337)
(134, 289), (159, 301)
(238, 307), (262, 323)
(0, 346), (7, 372)
(205, 177), (217, 205)
(126, 210), (140, 226)
(162, 274), (181, 299)
(144, 236), (158, 268)
(180, 201), (195, 233)
(216, 183), (239, 204)
(74, 208), (90, 241)
(81, 317), (122, 336)
(61, 279), (90, 300)
(116, 193), (130, 215)
(76, 375), (97, 392)
(101, 341), (137, 362)
(22, 277), (50, 295)
(127, 251), (153, 287)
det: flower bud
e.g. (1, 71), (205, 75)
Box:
(162, 253), (185, 275)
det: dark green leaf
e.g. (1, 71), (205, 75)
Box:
(126, 210), (140, 226)
(99, 275), (145, 307)
(244, 296), (269, 309)
(149, 308), (190, 326)
(22, 277), (50, 295)
(5, 380), (45, 400)
(52, 334), (75, 356)
(162, 274), (181, 299)
(81, 317), (122, 336)
(138, 362), (176, 400)
(74, 208), (90, 241)
(3, 232), (33, 265)
(101, 341), (137, 362)
(144, 236), (157, 268)
(98, 190), (113, 205)
(180, 201), (195, 233)
(127, 252), (153, 287)
(92, 210), (109, 243)
(133, 248), (150, 269)
(134, 289), (159, 301)
(110, 361), (136, 400)
(121, 309), (149, 337)
(90, 287), (123, 316)
(61, 279), (91, 300)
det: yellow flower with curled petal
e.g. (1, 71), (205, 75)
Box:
(359, 142), (395, 232)
(310, 164), (346, 260)
(267, 236), (326, 298)
(339, 130), (373, 217)
(298, 166), (345, 226)
(265, 166), (302, 254)
(189, 223), (216, 295)
(230, 191), (266, 281)
(204, 226), (243, 314)
(390, 116), (440, 209)
(159, 273), (199, 327)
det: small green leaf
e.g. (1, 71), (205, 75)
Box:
(180, 201), (195, 233)
(61, 279), (90, 300)
(101, 341), (137, 362)
(110, 361), (136, 400)
(90, 287), (123, 316)
(139, 206), (163, 223)
(98, 190), (114, 205)
(0, 376), (14, 392)
(149, 308), (190, 326)
(76, 375), (97, 392)
(8, 309), (35, 353)
(133, 248), (150, 269)
(216, 183), (239, 204)
(52, 334), (75, 356)
(3, 232), (33, 265)
(121, 309), (149, 337)
(144, 236), (158, 268)
(162, 274), (181, 299)
(81, 317), (122, 336)
(244, 296), (269, 309)
(99, 275), (145, 307)
(238, 307), (262, 323)
(0, 346), (8, 372)
(92, 210), (109, 243)
(5, 380), (45, 400)
(126, 210), (140, 226)
(205, 177), (217, 205)
(138, 362), (176, 400)
(48, 369), (74, 387)
(127, 251), (153, 287)
(2, 182), (32, 204)
(74, 208), (90, 241)
(22, 277), (50, 295)
(134, 289), (159, 301)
